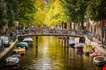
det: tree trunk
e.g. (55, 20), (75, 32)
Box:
(81, 22), (84, 30)
(70, 23), (72, 30)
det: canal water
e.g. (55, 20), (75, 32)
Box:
(19, 36), (100, 70)
(0, 36), (101, 70)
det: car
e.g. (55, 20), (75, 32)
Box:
(1, 36), (10, 47)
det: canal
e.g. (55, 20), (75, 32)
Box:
(19, 36), (100, 70)
(0, 36), (101, 70)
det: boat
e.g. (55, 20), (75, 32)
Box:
(89, 48), (101, 58)
(23, 37), (33, 46)
(5, 54), (20, 69)
(17, 42), (28, 49)
(69, 37), (75, 48)
(13, 47), (26, 55)
(93, 56), (106, 67)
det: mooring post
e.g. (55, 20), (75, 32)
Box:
(36, 36), (38, 48)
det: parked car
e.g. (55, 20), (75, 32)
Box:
(0, 39), (4, 50)
(1, 36), (10, 47)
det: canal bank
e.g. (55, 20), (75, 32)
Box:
(0, 39), (18, 60)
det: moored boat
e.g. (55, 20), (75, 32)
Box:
(13, 47), (26, 55)
(5, 54), (20, 69)
(93, 56), (106, 67)
(23, 37), (33, 46)
(17, 42), (28, 49)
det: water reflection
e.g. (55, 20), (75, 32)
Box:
(19, 36), (99, 70)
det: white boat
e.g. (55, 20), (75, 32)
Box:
(6, 54), (20, 66)
(93, 56), (106, 67)
(75, 43), (85, 47)
(23, 37), (33, 46)
(23, 37), (33, 42)
(69, 37), (75, 48)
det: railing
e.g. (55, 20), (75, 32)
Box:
(17, 29), (83, 37)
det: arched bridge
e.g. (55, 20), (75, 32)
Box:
(17, 30), (83, 37)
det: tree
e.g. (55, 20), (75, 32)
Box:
(33, 0), (46, 26)
(62, 0), (87, 30)
(0, 0), (19, 34)
(87, 0), (103, 21)
(45, 0), (67, 26)
(17, 0), (36, 27)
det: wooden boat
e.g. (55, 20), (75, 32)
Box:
(13, 47), (26, 55)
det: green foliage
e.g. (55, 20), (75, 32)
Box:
(62, 0), (106, 23)
(1, 0), (105, 28)
(17, 0), (36, 26)
(101, 0), (106, 19)
(62, 0), (87, 23)
(0, 0), (36, 27)
(87, 0), (102, 21)
(0, 0), (18, 27)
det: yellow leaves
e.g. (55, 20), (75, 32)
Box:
(33, 0), (47, 25)
(34, 10), (47, 25)
(33, 0), (67, 27)
(44, 0), (67, 26)
(35, 0), (45, 10)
